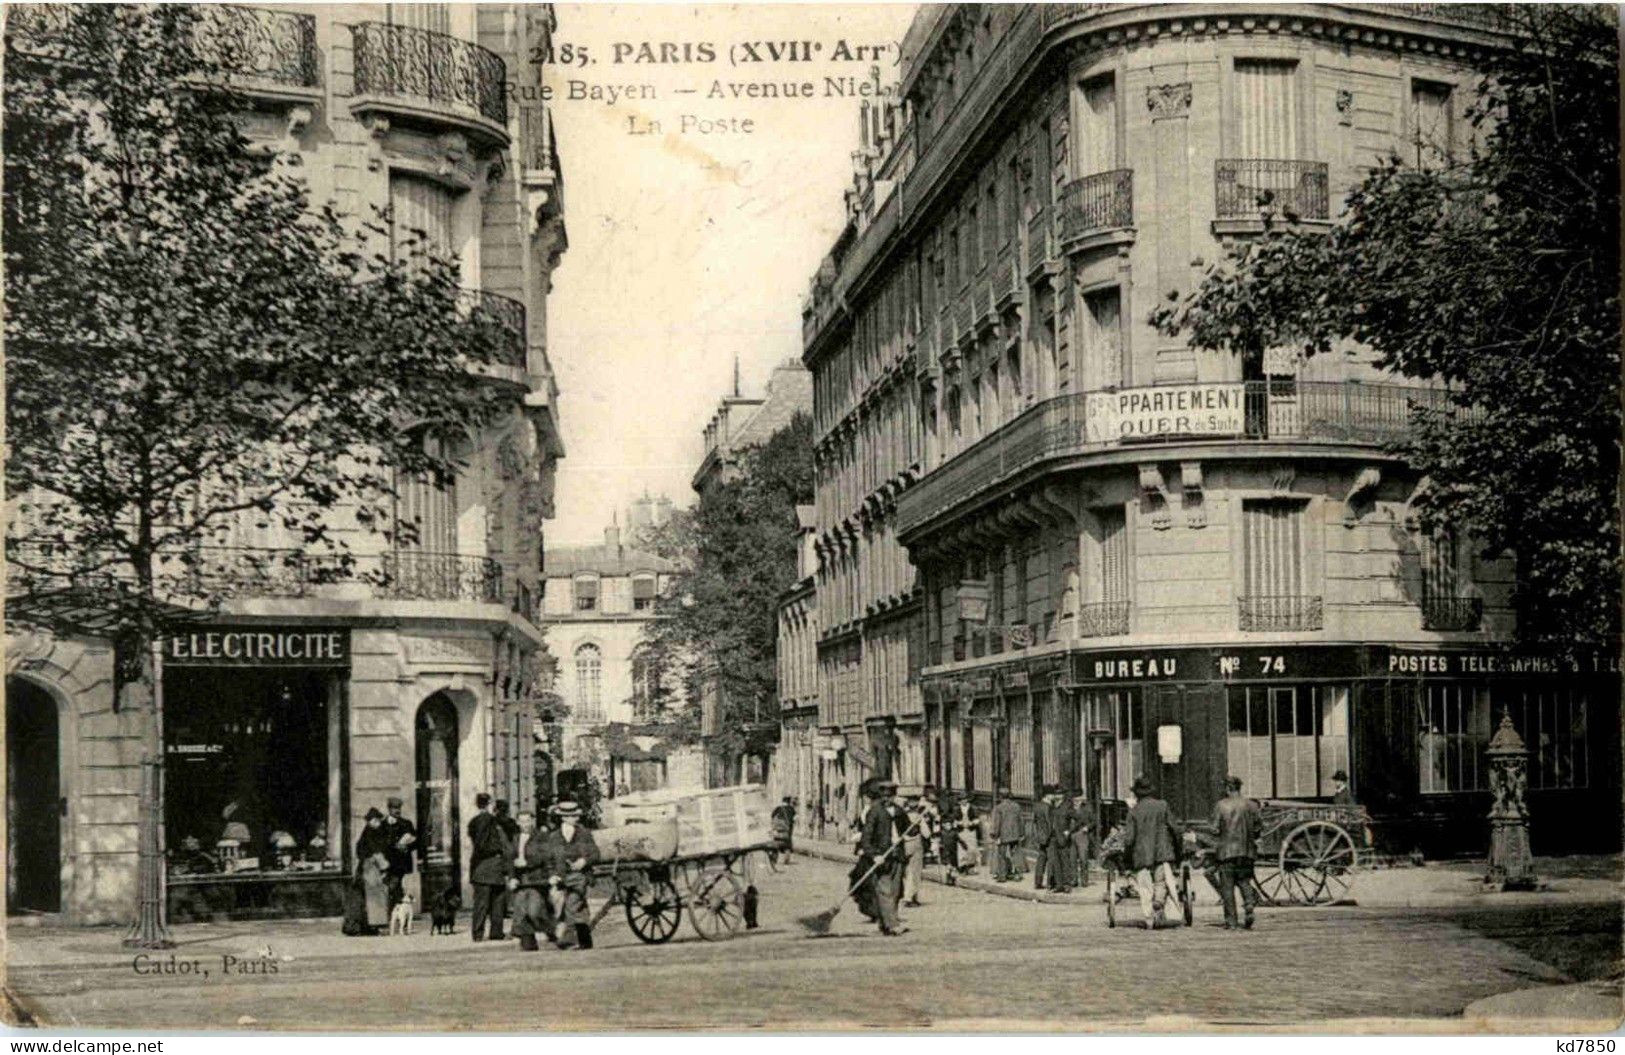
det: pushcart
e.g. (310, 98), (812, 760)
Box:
(586, 842), (776, 944)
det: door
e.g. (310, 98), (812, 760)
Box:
(7, 678), (61, 914)
(414, 694), (460, 899)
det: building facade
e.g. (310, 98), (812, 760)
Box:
(6, 3), (569, 923)
(800, 3), (1618, 855)
(772, 506), (821, 835)
(693, 359), (815, 495)
(540, 524), (700, 798)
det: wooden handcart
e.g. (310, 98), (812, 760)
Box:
(586, 842), (775, 944)
(1098, 824), (1196, 929)
(1185, 799), (1373, 906)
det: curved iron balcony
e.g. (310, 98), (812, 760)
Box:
(897, 380), (1461, 537)
(460, 288), (527, 369)
(351, 22), (508, 133)
(1239, 595), (1324, 632)
(1217, 159), (1330, 220)
(1059, 169), (1134, 245)
(1421, 595), (1484, 632)
(1038, 3), (1511, 35)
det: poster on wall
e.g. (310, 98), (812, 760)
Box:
(1085, 384), (1247, 443)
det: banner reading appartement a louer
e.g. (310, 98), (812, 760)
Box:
(1085, 383), (1247, 443)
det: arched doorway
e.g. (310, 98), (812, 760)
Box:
(7, 677), (61, 914)
(414, 694), (460, 900)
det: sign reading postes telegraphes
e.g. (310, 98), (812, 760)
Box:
(1084, 384), (1247, 444)
(164, 627), (350, 667)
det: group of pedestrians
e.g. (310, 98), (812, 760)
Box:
(343, 796), (418, 936)
(468, 794), (601, 950)
(987, 784), (1094, 891)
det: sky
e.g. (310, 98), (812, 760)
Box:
(540, 4), (919, 544)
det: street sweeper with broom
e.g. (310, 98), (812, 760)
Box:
(799, 777), (917, 937)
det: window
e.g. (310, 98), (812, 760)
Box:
(1078, 74), (1118, 176)
(1082, 287), (1123, 390)
(1113, 690), (1144, 799)
(967, 202), (980, 271)
(573, 575), (599, 611)
(1009, 699), (1034, 796)
(389, 172), (455, 265)
(1417, 683), (1491, 793)
(1411, 80), (1453, 169)
(574, 643), (604, 722)
(1099, 506), (1130, 603)
(1241, 499), (1316, 629)
(632, 574), (657, 611)
(972, 721), (994, 792)
(1499, 686), (1589, 790)
(1235, 59), (1299, 158)
(1227, 684), (1352, 797)
(986, 180), (1001, 249)
(631, 647), (659, 716)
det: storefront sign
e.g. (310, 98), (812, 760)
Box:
(402, 634), (492, 669)
(165, 627), (349, 667)
(1386, 649), (1621, 677)
(1003, 671), (1029, 690)
(1085, 384), (1246, 444)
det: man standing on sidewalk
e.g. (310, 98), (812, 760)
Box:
(989, 788), (1024, 882)
(859, 778), (907, 935)
(1211, 776), (1262, 930)
(467, 793), (512, 942)
(1067, 791), (1094, 888)
(380, 796), (417, 910)
(1122, 776), (1180, 932)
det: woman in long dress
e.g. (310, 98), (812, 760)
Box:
(343, 808), (392, 935)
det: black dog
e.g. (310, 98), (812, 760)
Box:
(429, 888), (462, 935)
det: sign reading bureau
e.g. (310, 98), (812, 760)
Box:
(1085, 384), (1246, 443)
(165, 627), (350, 667)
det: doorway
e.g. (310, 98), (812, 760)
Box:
(414, 694), (460, 900)
(7, 677), (61, 914)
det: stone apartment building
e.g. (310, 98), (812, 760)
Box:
(5, 3), (569, 923)
(798, 3), (1618, 855)
(772, 506), (821, 834)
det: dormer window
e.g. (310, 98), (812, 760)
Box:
(573, 574), (599, 611)
(633, 574), (657, 611)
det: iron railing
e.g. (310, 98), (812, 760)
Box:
(1352, 3), (1510, 30)
(1059, 169), (1134, 243)
(1216, 159), (1330, 220)
(380, 550), (504, 603)
(1421, 596), (1483, 631)
(1077, 601), (1131, 638)
(460, 288), (527, 368)
(897, 380), (1462, 536)
(351, 22), (508, 128)
(1239, 595), (1324, 631)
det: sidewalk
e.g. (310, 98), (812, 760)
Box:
(792, 836), (1622, 910)
(1463, 979), (1624, 1031)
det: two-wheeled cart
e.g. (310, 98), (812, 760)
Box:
(586, 842), (776, 944)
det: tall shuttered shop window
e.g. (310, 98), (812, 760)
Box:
(1227, 684), (1351, 798)
(1009, 699), (1034, 796)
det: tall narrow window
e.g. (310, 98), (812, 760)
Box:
(1100, 506), (1130, 603)
(1235, 59), (1299, 158)
(1009, 699), (1034, 796)
(1422, 529), (1462, 603)
(1242, 499), (1315, 629)
(1411, 80), (1453, 169)
(574, 643), (603, 723)
(1078, 74), (1117, 176)
(389, 172), (455, 264)
(1418, 683), (1490, 793)
(1082, 287), (1123, 390)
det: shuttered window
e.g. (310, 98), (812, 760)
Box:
(1100, 506), (1130, 602)
(396, 434), (456, 553)
(972, 722), (993, 792)
(1083, 287), (1123, 390)
(1009, 699), (1034, 796)
(573, 575), (599, 611)
(1235, 60), (1299, 158)
(1078, 74), (1117, 176)
(633, 574), (656, 610)
(1041, 692), (1063, 787)
(1422, 529), (1461, 602)
(1412, 80), (1453, 169)
(389, 173), (455, 264)
(1242, 499), (1305, 599)
(948, 707), (966, 789)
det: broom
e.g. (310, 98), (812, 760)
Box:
(797, 817), (922, 936)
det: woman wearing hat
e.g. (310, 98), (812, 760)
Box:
(539, 800), (600, 949)
(342, 808), (391, 936)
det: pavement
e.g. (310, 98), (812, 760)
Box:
(3, 852), (1619, 1031)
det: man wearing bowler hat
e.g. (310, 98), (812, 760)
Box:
(1121, 776), (1181, 932)
(380, 795), (417, 910)
(1211, 775), (1262, 930)
(1330, 770), (1356, 806)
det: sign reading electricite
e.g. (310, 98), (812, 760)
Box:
(1085, 384), (1246, 443)
(165, 627), (350, 667)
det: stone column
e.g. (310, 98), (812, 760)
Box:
(1485, 711), (1538, 891)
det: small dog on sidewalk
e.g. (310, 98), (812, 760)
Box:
(428, 888), (461, 935)
(388, 894), (415, 936)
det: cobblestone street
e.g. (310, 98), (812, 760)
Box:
(7, 855), (1615, 1030)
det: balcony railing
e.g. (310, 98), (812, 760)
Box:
(7, 542), (506, 607)
(1239, 595), (1324, 632)
(1216, 159), (1330, 220)
(1077, 601), (1131, 638)
(460, 288), (527, 368)
(897, 380), (1462, 536)
(1421, 596), (1484, 632)
(1059, 169), (1134, 243)
(351, 22), (508, 129)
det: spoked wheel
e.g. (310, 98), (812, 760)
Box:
(623, 878), (682, 944)
(1179, 862), (1195, 926)
(1279, 820), (1358, 904)
(687, 868), (746, 941)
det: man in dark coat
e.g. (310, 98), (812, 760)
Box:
(467, 793), (513, 942)
(540, 800), (601, 949)
(988, 788), (1024, 882)
(1330, 770), (1356, 806)
(770, 796), (796, 864)
(509, 811), (556, 950)
(1067, 791), (1094, 888)
(1031, 785), (1072, 892)
(380, 795), (417, 909)
(1210, 775), (1263, 930)
(1121, 776), (1181, 932)
(858, 778), (906, 935)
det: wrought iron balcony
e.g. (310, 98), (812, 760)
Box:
(1077, 601), (1131, 638)
(1059, 169), (1134, 244)
(460, 288), (527, 369)
(351, 22), (508, 130)
(1421, 596), (1484, 632)
(1239, 595), (1324, 632)
(1216, 159), (1330, 221)
(897, 380), (1463, 537)
(380, 550), (504, 603)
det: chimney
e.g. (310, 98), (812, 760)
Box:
(605, 514), (620, 555)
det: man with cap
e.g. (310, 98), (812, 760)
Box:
(1031, 785), (1072, 893)
(540, 800), (600, 949)
(1121, 776), (1181, 932)
(380, 795), (417, 910)
(1330, 770), (1356, 806)
(467, 792), (513, 942)
(1211, 775), (1262, 930)
(857, 778), (907, 935)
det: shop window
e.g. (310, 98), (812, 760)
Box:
(1499, 686), (1589, 790)
(1009, 700), (1034, 796)
(972, 721), (994, 792)
(573, 575), (599, 611)
(574, 643), (603, 722)
(1041, 692), (1064, 788)
(1227, 684), (1352, 798)
(1082, 688), (1143, 801)
(1417, 683), (1491, 794)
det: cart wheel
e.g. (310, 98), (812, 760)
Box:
(687, 868), (745, 941)
(1180, 862), (1195, 926)
(1279, 820), (1357, 905)
(1103, 866), (1117, 928)
(624, 878), (682, 944)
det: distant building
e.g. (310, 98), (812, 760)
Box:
(627, 491), (675, 533)
(773, 505), (821, 834)
(692, 359), (813, 495)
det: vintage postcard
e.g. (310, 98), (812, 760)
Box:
(2, 0), (1620, 1035)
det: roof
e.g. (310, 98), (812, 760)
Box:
(545, 543), (678, 577)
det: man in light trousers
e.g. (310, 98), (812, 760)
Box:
(1121, 776), (1181, 932)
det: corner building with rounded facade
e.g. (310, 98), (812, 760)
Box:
(800, 3), (1618, 855)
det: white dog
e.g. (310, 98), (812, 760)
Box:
(389, 894), (415, 936)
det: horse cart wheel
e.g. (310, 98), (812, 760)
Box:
(1279, 820), (1357, 904)
(687, 867), (746, 941)
(623, 877), (682, 944)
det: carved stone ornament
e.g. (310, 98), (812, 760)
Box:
(1336, 88), (1355, 126)
(1181, 460), (1206, 529)
(1138, 463), (1172, 531)
(1146, 82), (1193, 121)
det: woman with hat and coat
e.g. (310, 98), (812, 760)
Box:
(342, 808), (392, 935)
(540, 800), (600, 949)
(1121, 776), (1181, 932)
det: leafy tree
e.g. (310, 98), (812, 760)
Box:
(625, 506), (698, 568)
(1152, 5), (1620, 652)
(642, 413), (814, 771)
(5, 3), (517, 671)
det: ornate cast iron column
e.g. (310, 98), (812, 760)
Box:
(1485, 710), (1538, 891)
